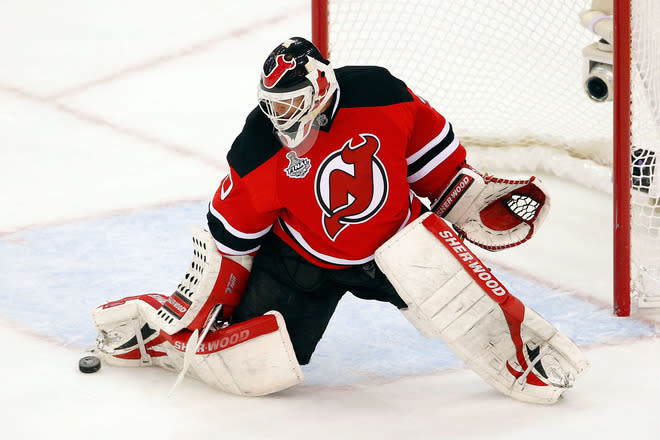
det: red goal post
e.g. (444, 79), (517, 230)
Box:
(612, 0), (631, 316)
(312, 0), (660, 317)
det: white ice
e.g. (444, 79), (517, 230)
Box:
(1, 1), (660, 439)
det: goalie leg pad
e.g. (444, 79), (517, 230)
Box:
(375, 212), (589, 404)
(93, 295), (304, 396)
(159, 311), (304, 396)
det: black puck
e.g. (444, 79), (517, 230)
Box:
(79, 355), (101, 373)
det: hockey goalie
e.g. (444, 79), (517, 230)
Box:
(90, 36), (588, 403)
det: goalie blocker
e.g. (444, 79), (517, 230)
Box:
(375, 212), (589, 404)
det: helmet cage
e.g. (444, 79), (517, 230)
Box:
(258, 56), (337, 148)
(258, 84), (314, 132)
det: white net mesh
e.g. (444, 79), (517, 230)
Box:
(630, 0), (660, 306)
(323, 0), (660, 307)
(327, 0), (611, 162)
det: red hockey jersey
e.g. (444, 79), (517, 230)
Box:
(207, 66), (466, 268)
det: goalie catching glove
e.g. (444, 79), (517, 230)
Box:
(91, 227), (303, 396)
(432, 164), (550, 251)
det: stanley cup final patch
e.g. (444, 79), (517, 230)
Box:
(284, 151), (311, 178)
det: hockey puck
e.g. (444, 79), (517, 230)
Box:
(78, 355), (101, 373)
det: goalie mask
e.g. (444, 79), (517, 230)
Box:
(258, 37), (338, 149)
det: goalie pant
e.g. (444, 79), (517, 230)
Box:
(92, 294), (303, 396)
(230, 231), (408, 365)
(375, 212), (590, 404)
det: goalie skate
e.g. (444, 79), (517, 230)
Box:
(375, 212), (589, 404)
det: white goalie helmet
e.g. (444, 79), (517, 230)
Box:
(258, 37), (338, 149)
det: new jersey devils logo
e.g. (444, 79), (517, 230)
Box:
(263, 54), (296, 89)
(315, 134), (389, 241)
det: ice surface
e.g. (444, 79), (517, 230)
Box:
(1, 1), (660, 439)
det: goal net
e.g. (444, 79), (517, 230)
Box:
(312, 0), (660, 315)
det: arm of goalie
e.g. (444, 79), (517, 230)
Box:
(156, 226), (253, 334)
(431, 164), (550, 251)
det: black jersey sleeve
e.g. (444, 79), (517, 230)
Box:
(227, 107), (283, 178)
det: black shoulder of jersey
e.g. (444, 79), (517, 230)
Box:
(227, 107), (283, 178)
(335, 66), (414, 108)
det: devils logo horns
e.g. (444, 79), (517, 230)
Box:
(263, 54), (296, 89)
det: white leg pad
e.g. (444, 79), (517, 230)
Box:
(375, 212), (589, 404)
(182, 312), (303, 396)
(92, 295), (303, 396)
